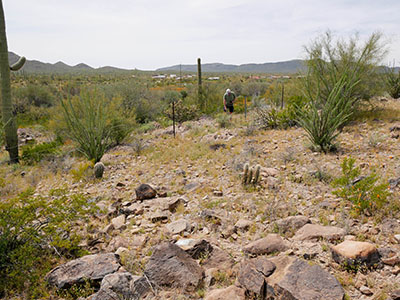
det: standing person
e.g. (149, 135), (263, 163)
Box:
(223, 89), (236, 115)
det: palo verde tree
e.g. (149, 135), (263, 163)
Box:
(0, 0), (26, 163)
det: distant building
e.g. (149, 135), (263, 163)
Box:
(152, 74), (166, 79)
(208, 77), (220, 80)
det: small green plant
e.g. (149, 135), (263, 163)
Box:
(332, 157), (390, 215)
(216, 113), (231, 128)
(0, 188), (98, 297)
(21, 138), (62, 165)
(385, 65), (400, 99)
(243, 163), (261, 185)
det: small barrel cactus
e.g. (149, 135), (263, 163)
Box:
(94, 162), (105, 178)
(243, 163), (261, 185)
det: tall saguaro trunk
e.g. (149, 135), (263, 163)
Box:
(197, 58), (203, 110)
(0, 0), (18, 163)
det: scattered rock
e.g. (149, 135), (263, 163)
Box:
(185, 239), (213, 259)
(100, 272), (133, 297)
(378, 247), (400, 266)
(266, 256), (345, 300)
(238, 257), (276, 297)
(263, 167), (279, 177)
(143, 242), (203, 292)
(87, 288), (119, 300)
(360, 285), (373, 296)
(107, 236), (129, 252)
(243, 234), (288, 256)
(111, 215), (126, 231)
(121, 202), (144, 215)
(205, 285), (246, 300)
(46, 253), (121, 288)
(274, 215), (310, 234)
(331, 241), (380, 268)
(165, 196), (187, 213)
(213, 190), (223, 197)
(201, 209), (224, 224)
(234, 219), (252, 232)
(201, 246), (235, 271)
(391, 289), (400, 300)
(166, 219), (191, 234)
(135, 184), (157, 200)
(150, 210), (169, 223)
(394, 234), (400, 243)
(294, 224), (345, 241)
(184, 182), (200, 192)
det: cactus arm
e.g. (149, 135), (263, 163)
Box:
(243, 163), (249, 184)
(0, 0), (19, 163)
(247, 167), (254, 184)
(254, 165), (261, 184)
(10, 56), (26, 71)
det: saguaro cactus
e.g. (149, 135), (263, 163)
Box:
(0, 0), (25, 163)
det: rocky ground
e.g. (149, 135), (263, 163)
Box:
(3, 99), (400, 299)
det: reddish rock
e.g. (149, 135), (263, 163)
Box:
(243, 234), (288, 256)
(331, 240), (380, 268)
(205, 285), (246, 300)
(294, 224), (345, 242)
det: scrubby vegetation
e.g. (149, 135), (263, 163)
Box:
(1, 30), (400, 299)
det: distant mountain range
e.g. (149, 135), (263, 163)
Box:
(8, 52), (399, 74)
(157, 60), (307, 74)
(8, 52), (130, 74)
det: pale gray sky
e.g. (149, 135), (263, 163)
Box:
(3, 0), (400, 70)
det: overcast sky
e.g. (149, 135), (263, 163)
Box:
(3, 0), (400, 70)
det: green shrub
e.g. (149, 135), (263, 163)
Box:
(332, 157), (389, 215)
(216, 113), (231, 128)
(21, 139), (62, 165)
(165, 100), (198, 124)
(385, 66), (400, 99)
(61, 90), (113, 162)
(296, 74), (356, 152)
(0, 188), (98, 297)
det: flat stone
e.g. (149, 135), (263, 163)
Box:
(111, 215), (126, 230)
(267, 256), (345, 300)
(143, 242), (203, 292)
(201, 246), (235, 271)
(331, 241), (380, 268)
(166, 219), (191, 234)
(395, 234), (400, 243)
(46, 253), (121, 288)
(360, 285), (373, 296)
(294, 224), (345, 241)
(182, 239), (213, 259)
(243, 234), (288, 256)
(263, 167), (279, 177)
(274, 215), (310, 234)
(205, 285), (246, 300)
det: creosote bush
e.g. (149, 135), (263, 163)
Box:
(0, 188), (99, 297)
(332, 157), (389, 215)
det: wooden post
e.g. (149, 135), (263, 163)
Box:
(281, 82), (284, 109)
(172, 101), (176, 138)
(244, 96), (247, 120)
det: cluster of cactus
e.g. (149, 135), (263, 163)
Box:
(243, 163), (261, 185)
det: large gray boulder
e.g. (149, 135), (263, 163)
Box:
(266, 256), (344, 300)
(274, 215), (311, 234)
(142, 242), (204, 292)
(46, 253), (121, 288)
